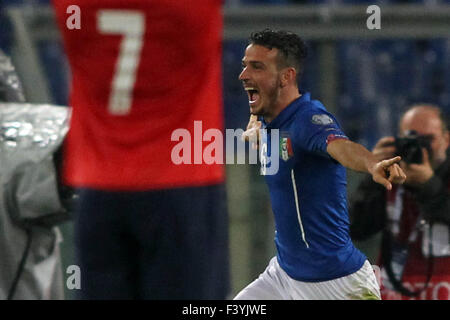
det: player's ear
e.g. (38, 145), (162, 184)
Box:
(280, 67), (296, 88)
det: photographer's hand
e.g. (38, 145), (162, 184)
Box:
(372, 136), (396, 161)
(400, 148), (434, 186)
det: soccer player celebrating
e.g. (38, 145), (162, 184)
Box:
(236, 29), (406, 300)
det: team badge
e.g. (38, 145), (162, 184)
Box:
(311, 114), (334, 125)
(279, 136), (294, 161)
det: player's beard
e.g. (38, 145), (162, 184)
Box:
(250, 77), (281, 121)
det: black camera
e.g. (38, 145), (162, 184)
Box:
(394, 131), (432, 164)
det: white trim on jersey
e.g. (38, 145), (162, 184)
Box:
(291, 169), (309, 248)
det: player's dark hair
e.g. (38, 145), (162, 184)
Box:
(249, 29), (308, 84)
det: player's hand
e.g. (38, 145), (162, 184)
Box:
(399, 148), (434, 186)
(241, 115), (261, 150)
(369, 156), (407, 190)
(372, 136), (396, 161)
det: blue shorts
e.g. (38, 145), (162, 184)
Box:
(73, 183), (229, 299)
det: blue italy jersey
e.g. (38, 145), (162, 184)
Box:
(260, 92), (366, 282)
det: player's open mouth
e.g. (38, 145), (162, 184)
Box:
(245, 87), (260, 104)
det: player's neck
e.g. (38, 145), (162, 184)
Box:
(264, 88), (301, 124)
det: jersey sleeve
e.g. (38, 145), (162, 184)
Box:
(291, 108), (348, 156)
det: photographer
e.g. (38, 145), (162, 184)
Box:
(350, 104), (450, 300)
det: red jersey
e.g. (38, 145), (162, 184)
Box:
(53, 0), (225, 190)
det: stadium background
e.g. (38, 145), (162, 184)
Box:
(1, 0), (449, 299)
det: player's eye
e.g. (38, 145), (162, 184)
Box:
(251, 62), (264, 70)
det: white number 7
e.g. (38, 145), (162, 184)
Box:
(97, 10), (145, 115)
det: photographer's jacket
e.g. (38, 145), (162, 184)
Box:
(350, 149), (450, 300)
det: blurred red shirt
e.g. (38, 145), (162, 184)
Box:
(53, 0), (225, 190)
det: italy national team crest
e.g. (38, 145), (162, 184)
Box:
(280, 135), (294, 161)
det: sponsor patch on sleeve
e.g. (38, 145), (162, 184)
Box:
(311, 114), (334, 125)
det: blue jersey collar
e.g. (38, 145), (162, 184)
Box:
(261, 92), (311, 129)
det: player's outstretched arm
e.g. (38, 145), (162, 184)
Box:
(327, 139), (406, 190)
